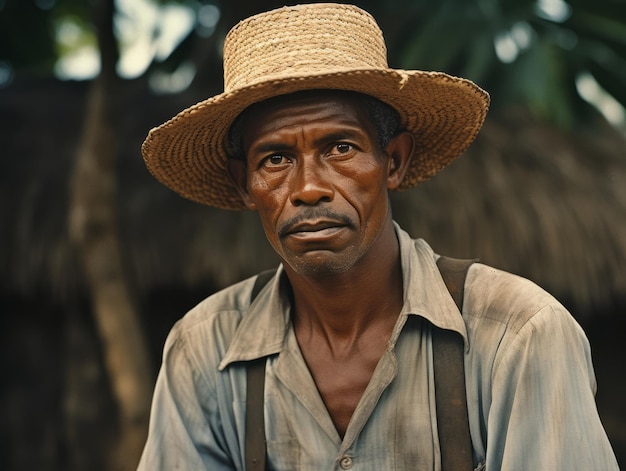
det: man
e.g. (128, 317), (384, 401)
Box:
(138, 3), (618, 470)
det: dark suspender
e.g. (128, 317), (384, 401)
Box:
(244, 358), (267, 471)
(433, 256), (476, 471)
(245, 269), (276, 471)
(244, 257), (476, 471)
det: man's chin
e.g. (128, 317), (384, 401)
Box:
(283, 250), (355, 277)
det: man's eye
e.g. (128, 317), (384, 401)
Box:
(263, 155), (287, 167)
(334, 143), (352, 154)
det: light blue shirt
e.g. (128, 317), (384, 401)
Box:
(138, 225), (618, 470)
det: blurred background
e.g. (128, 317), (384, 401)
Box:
(1, 0), (625, 469)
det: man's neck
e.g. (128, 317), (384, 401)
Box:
(284, 222), (404, 438)
(285, 223), (404, 345)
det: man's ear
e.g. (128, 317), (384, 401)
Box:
(385, 131), (415, 190)
(227, 158), (257, 210)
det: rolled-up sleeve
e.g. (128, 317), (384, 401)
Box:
(486, 303), (619, 470)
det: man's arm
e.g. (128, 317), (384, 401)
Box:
(485, 303), (619, 470)
(137, 326), (237, 470)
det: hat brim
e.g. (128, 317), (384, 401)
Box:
(142, 68), (489, 210)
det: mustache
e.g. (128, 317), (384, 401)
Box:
(278, 208), (354, 237)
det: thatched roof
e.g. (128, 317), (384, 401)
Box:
(392, 107), (626, 312)
(1, 79), (625, 318)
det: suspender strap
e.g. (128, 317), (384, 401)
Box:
(434, 256), (476, 471)
(244, 269), (276, 471)
(244, 259), (476, 471)
(245, 358), (267, 471)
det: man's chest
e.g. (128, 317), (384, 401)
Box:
(295, 331), (392, 438)
(261, 320), (440, 470)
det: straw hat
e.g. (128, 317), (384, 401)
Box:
(142, 3), (490, 210)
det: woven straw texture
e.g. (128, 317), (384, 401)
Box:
(142, 3), (490, 210)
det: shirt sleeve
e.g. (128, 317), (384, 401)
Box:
(485, 303), (619, 470)
(137, 324), (238, 470)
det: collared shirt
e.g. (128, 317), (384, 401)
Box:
(138, 224), (618, 470)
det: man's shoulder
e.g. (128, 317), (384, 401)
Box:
(165, 274), (260, 347)
(464, 262), (569, 334)
(462, 263), (585, 389)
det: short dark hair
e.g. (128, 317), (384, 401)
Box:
(228, 90), (401, 161)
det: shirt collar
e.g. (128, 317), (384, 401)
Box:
(219, 222), (468, 370)
(218, 267), (291, 370)
(394, 222), (469, 350)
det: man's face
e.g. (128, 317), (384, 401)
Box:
(231, 92), (409, 277)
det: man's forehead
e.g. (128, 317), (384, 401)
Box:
(235, 90), (374, 140)
(239, 91), (378, 150)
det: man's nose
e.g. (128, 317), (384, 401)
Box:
(289, 159), (334, 206)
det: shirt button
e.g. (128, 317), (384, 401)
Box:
(339, 456), (353, 469)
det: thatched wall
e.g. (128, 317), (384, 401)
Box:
(393, 107), (626, 313)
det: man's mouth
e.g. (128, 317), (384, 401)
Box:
(278, 209), (354, 240)
(282, 220), (346, 237)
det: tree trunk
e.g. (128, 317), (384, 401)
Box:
(67, 0), (152, 468)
